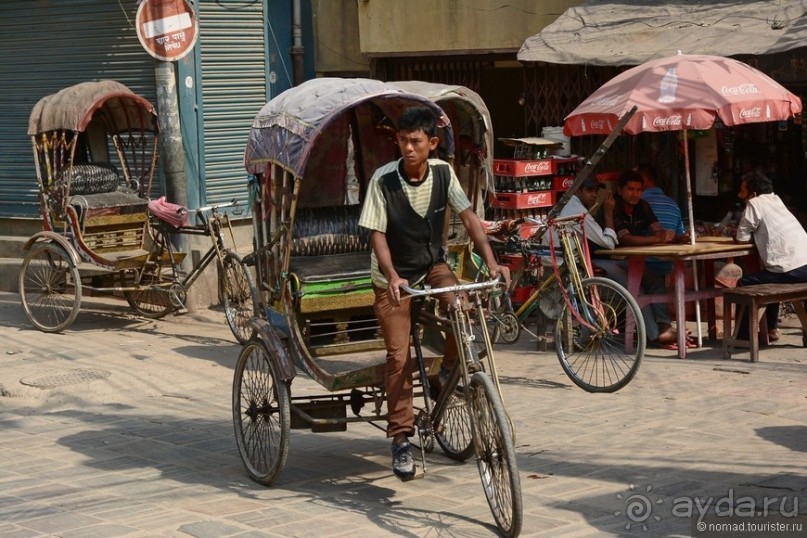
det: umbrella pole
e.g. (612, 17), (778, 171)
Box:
(682, 129), (703, 347)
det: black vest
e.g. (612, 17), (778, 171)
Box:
(380, 162), (450, 282)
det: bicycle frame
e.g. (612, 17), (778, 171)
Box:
(403, 278), (506, 466)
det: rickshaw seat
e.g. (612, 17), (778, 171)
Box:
(289, 253), (370, 282)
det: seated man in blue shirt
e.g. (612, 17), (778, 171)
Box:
(613, 170), (685, 348)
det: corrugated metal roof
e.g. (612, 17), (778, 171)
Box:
(518, 0), (807, 66)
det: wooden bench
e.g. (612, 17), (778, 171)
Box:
(722, 283), (807, 362)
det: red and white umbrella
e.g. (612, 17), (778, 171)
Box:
(565, 53), (802, 138)
(563, 53), (802, 344)
(564, 52), (802, 241)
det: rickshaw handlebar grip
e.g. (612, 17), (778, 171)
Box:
(401, 276), (503, 297)
(195, 198), (239, 216)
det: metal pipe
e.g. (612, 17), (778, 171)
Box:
(291, 0), (304, 85)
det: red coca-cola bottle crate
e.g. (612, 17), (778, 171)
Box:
(552, 175), (575, 191)
(497, 254), (524, 272)
(510, 286), (536, 304)
(491, 190), (555, 209)
(493, 157), (578, 177)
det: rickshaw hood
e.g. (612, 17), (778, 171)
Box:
(28, 80), (157, 135)
(244, 77), (451, 177)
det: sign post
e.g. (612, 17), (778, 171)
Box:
(136, 0), (198, 62)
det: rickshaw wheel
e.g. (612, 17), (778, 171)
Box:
(124, 270), (176, 319)
(468, 372), (522, 538)
(19, 242), (82, 333)
(221, 252), (259, 344)
(435, 386), (474, 461)
(232, 338), (290, 486)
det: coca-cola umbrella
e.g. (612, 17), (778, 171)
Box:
(563, 52), (803, 240)
(564, 53), (802, 347)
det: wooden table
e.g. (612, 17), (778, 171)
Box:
(596, 240), (758, 358)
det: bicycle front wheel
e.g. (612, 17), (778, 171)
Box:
(221, 252), (258, 344)
(469, 372), (522, 538)
(555, 276), (645, 393)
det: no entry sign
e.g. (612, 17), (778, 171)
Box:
(136, 0), (198, 61)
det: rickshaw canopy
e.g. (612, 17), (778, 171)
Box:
(244, 77), (453, 179)
(27, 80), (157, 136)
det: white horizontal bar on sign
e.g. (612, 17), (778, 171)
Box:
(142, 13), (192, 39)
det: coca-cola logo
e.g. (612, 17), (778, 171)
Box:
(652, 115), (682, 127)
(561, 177), (574, 188)
(591, 119), (607, 130)
(739, 107), (761, 118)
(722, 83), (760, 96)
(527, 193), (549, 205)
(524, 161), (551, 174)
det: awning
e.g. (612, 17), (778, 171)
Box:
(518, 0), (807, 66)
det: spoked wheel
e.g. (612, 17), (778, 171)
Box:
(232, 338), (290, 485)
(221, 252), (259, 344)
(19, 242), (82, 332)
(555, 276), (645, 393)
(435, 387), (474, 461)
(124, 265), (176, 319)
(468, 371), (522, 538)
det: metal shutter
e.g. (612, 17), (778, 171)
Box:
(197, 1), (268, 206)
(0, 0), (157, 217)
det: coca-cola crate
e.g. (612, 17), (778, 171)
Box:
(553, 175), (575, 192)
(511, 286), (536, 304)
(497, 254), (524, 272)
(493, 157), (578, 177)
(491, 191), (555, 209)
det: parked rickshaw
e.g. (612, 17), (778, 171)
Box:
(233, 78), (522, 536)
(21, 81), (255, 341)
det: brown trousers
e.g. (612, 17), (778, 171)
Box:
(373, 263), (460, 438)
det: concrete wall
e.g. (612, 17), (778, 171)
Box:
(356, 0), (572, 56)
(311, 0), (369, 75)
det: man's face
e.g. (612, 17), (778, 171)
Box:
(578, 185), (599, 209)
(396, 129), (438, 168)
(737, 180), (751, 201)
(619, 179), (644, 206)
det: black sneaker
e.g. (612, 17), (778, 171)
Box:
(391, 441), (415, 480)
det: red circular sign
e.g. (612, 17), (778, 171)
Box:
(136, 0), (198, 62)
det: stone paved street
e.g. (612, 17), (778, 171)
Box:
(0, 291), (805, 537)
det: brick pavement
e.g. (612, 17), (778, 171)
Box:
(0, 291), (805, 537)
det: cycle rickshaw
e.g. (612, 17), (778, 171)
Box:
(21, 80), (255, 342)
(233, 78), (522, 536)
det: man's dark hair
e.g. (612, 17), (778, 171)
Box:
(397, 107), (438, 138)
(637, 164), (657, 185)
(619, 169), (644, 188)
(743, 171), (773, 195)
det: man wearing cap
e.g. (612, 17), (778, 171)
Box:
(545, 175), (625, 281)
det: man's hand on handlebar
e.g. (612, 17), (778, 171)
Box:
(487, 263), (511, 288)
(387, 276), (409, 307)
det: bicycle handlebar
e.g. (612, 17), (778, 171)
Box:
(195, 198), (239, 216)
(401, 276), (503, 297)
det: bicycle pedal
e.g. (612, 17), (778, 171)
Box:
(173, 307), (189, 316)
